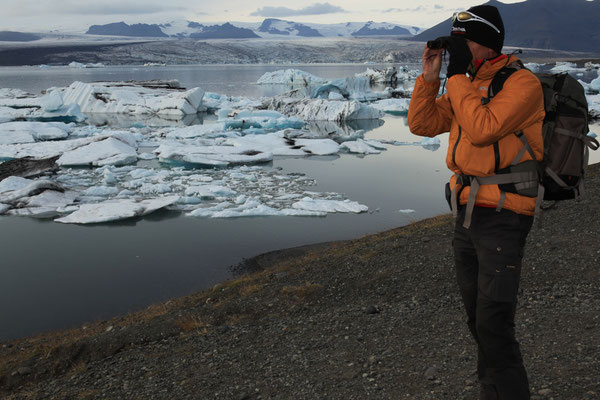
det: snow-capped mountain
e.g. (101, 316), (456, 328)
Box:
(351, 22), (413, 36)
(81, 19), (422, 39)
(257, 19), (322, 37)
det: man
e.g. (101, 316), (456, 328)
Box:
(407, 4), (545, 400)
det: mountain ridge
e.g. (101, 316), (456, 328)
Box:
(411, 0), (600, 52)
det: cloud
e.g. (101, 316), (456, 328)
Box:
(3, 0), (187, 17)
(251, 2), (346, 17)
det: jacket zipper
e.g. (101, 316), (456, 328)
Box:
(452, 126), (462, 167)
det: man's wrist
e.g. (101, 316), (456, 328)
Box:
(422, 73), (440, 83)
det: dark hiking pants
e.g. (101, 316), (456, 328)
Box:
(453, 206), (533, 400)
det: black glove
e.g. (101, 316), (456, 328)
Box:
(435, 36), (473, 78)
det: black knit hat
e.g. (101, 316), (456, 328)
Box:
(451, 4), (505, 54)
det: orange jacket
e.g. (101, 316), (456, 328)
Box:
(407, 55), (545, 216)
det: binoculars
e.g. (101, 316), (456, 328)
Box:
(427, 37), (451, 50)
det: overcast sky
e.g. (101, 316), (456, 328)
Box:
(1, 0), (526, 32)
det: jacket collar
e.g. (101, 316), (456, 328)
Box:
(469, 54), (517, 81)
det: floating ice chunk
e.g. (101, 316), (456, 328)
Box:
(0, 106), (32, 123)
(22, 190), (78, 209)
(166, 122), (228, 139)
(0, 128), (34, 144)
(267, 97), (385, 121)
(139, 183), (172, 195)
(328, 92), (344, 100)
(40, 91), (64, 112)
(339, 139), (382, 154)
(356, 67), (398, 84)
(219, 109), (305, 131)
(55, 196), (179, 224)
(293, 139), (340, 155)
(588, 94), (600, 119)
(0, 179), (63, 204)
(370, 98), (411, 115)
(0, 203), (10, 214)
(57, 137), (138, 167)
(184, 185), (236, 199)
(188, 197), (326, 218)
(83, 186), (119, 197)
(311, 76), (389, 102)
(0, 121), (72, 144)
(30, 103), (86, 123)
(69, 61), (85, 68)
(0, 176), (32, 193)
(257, 69), (328, 85)
(202, 92), (262, 110)
(524, 63), (545, 73)
(550, 62), (585, 74)
(60, 81), (205, 116)
(398, 209), (415, 213)
(292, 197), (368, 213)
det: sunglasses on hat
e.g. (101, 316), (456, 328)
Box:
(452, 11), (501, 34)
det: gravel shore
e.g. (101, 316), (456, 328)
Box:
(1, 164), (599, 400)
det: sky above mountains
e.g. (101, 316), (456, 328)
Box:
(2, 0), (526, 32)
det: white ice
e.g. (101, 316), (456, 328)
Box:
(202, 92), (262, 110)
(55, 196), (179, 224)
(291, 197), (368, 213)
(267, 97), (385, 121)
(218, 109), (305, 131)
(60, 81), (205, 117)
(57, 136), (138, 167)
(370, 98), (411, 114)
(0, 121), (73, 144)
(339, 139), (383, 154)
(292, 138), (340, 155)
(256, 69), (328, 85)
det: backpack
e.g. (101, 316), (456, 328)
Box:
(451, 61), (599, 229)
(489, 62), (599, 202)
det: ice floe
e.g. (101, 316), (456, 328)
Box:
(291, 197), (368, 213)
(266, 97), (385, 121)
(60, 80), (205, 117)
(55, 196), (179, 224)
(369, 98), (411, 115)
(0, 122), (73, 145)
(257, 69), (328, 85)
(57, 136), (138, 167)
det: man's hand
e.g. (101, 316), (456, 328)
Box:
(422, 46), (443, 82)
(444, 36), (473, 78)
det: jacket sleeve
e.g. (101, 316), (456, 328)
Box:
(446, 70), (545, 147)
(407, 75), (453, 137)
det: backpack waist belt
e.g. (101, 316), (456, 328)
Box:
(451, 169), (544, 229)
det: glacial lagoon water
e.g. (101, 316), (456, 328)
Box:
(0, 64), (598, 340)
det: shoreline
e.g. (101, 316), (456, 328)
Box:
(1, 164), (598, 398)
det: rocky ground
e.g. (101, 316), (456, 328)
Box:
(1, 163), (599, 400)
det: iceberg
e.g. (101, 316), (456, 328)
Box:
(0, 121), (72, 145)
(356, 67), (398, 85)
(257, 69), (328, 85)
(57, 136), (138, 167)
(60, 81), (205, 117)
(188, 197), (327, 218)
(55, 196), (179, 224)
(369, 98), (411, 115)
(0, 179), (63, 204)
(310, 76), (390, 102)
(550, 62), (585, 74)
(218, 109), (305, 131)
(291, 197), (368, 213)
(587, 94), (600, 120)
(292, 138), (340, 155)
(266, 96), (385, 121)
(339, 139), (383, 154)
(202, 92), (263, 110)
